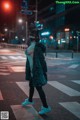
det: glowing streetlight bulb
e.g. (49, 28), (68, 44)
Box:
(4, 28), (8, 32)
(18, 19), (23, 23)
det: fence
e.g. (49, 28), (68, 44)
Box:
(0, 43), (28, 51)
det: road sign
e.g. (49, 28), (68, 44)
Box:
(21, 10), (32, 15)
(21, 0), (28, 9)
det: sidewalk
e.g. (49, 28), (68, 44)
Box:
(46, 52), (80, 66)
(46, 52), (80, 60)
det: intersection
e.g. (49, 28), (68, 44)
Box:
(0, 47), (80, 120)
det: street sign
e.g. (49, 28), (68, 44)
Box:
(21, 0), (32, 15)
(21, 10), (32, 15)
(21, 0), (28, 9)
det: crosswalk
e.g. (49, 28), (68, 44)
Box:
(48, 81), (80, 96)
(0, 55), (26, 60)
(0, 55), (80, 70)
(68, 64), (79, 69)
(59, 102), (80, 119)
(11, 105), (43, 120)
(0, 53), (80, 119)
(16, 82), (39, 98)
(0, 91), (3, 100)
(72, 80), (80, 84)
(0, 64), (11, 75)
(0, 80), (80, 119)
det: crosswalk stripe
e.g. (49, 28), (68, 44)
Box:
(59, 102), (80, 119)
(10, 66), (25, 72)
(11, 105), (43, 120)
(0, 56), (7, 59)
(9, 56), (26, 60)
(0, 90), (3, 100)
(72, 80), (80, 85)
(68, 64), (79, 68)
(0, 72), (10, 75)
(16, 82), (39, 98)
(9, 56), (18, 59)
(48, 81), (80, 96)
(0, 69), (9, 72)
(16, 56), (26, 59)
(0, 55), (26, 60)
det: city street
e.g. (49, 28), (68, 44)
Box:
(0, 47), (80, 120)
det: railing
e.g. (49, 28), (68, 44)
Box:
(0, 43), (28, 50)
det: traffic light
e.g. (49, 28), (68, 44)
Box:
(2, 1), (12, 12)
(35, 21), (43, 30)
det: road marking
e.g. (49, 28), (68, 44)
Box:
(59, 102), (80, 119)
(0, 72), (10, 75)
(72, 80), (80, 85)
(11, 105), (43, 120)
(16, 82), (39, 98)
(0, 55), (26, 60)
(0, 49), (11, 52)
(0, 66), (6, 68)
(0, 69), (9, 72)
(10, 66), (25, 72)
(48, 81), (80, 96)
(16, 56), (26, 60)
(9, 56), (18, 60)
(9, 56), (26, 60)
(0, 56), (7, 59)
(68, 64), (79, 68)
(0, 90), (3, 100)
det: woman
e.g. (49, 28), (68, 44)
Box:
(22, 31), (51, 115)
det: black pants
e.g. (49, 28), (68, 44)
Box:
(29, 83), (48, 108)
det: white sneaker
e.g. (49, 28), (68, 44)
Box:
(21, 98), (34, 106)
(39, 106), (51, 115)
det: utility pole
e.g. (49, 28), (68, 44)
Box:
(35, 0), (38, 22)
(25, 21), (28, 44)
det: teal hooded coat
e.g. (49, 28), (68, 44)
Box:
(25, 43), (47, 87)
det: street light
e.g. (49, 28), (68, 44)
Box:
(18, 19), (23, 24)
(4, 28), (8, 32)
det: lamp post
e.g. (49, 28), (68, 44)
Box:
(18, 18), (28, 44)
(25, 21), (28, 44)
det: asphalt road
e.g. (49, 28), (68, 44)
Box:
(0, 47), (80, 120)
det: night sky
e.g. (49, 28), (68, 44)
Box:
(0, 0), (80, 32)
(0, 0), (53, 32)
(0, 0), (21, 31)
